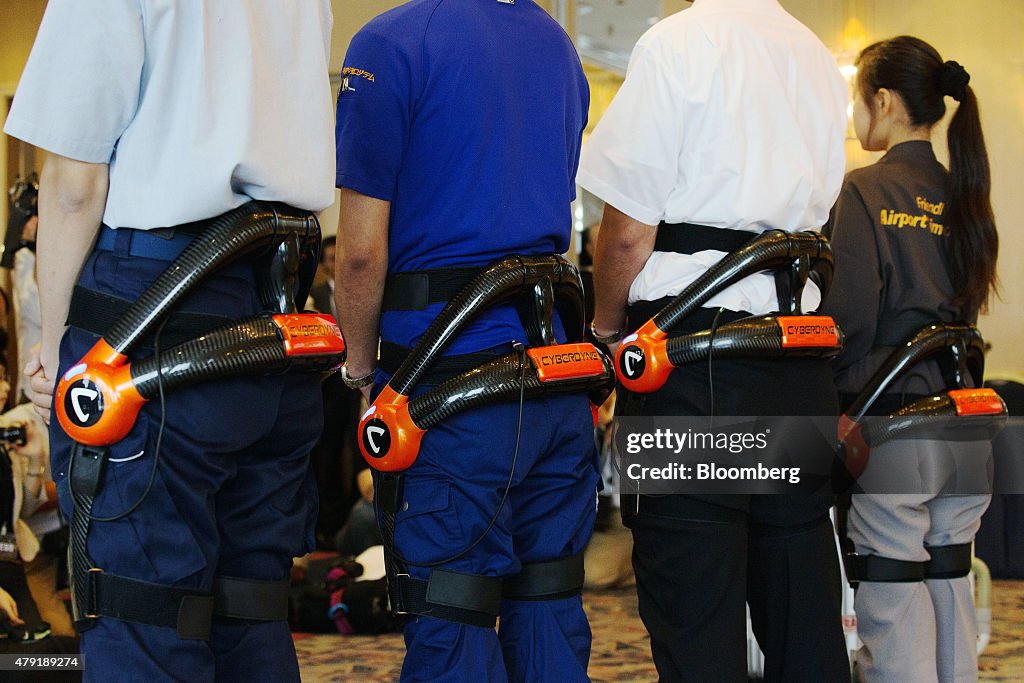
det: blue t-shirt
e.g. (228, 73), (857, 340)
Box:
(335, 0), (589, 354)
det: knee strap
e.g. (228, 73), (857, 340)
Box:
(846, 553), (925, 583)
(924, 543), (972, 579)
(213, 575), (291, 621)
(83, 570), (215, 640)
(395, 569), (503, 628)
(504, 552), (585, 601)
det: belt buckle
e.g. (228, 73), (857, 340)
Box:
(392, 573), (411, 615)
(85, 567), (104, 618)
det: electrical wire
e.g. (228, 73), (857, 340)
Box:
(707, 306), (725, 425)
(69, 319), (169, 523)
(380, 343), (528, 569)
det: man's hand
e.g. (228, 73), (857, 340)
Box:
(591, 204), (657, 347)
(23, 348), (54, 425)
(35, 154), (109, 426)
(0, 588), (24, 627)
(357, 468), (374, 502)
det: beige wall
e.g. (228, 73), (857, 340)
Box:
(0, 0), (48, 238)
(0, 0), (46, 91)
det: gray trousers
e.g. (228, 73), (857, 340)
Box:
(848, 437), (992, 682)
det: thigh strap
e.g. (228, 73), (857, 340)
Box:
(845, 553), (925, 583)
(924, 543), (972, 579)
(394, 569), (503, 628)
(504, 553), (585, 601)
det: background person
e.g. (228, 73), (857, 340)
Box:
(822, 35), (999, 683)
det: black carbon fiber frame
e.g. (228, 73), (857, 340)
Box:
(389, 255), (586, 396)
(860, 393), (1007, 448)
(104, 201), (317, 355)
(846, 324), (986, 423)
(664, 314), (844, 366)
(407, 351), (615, 430)
(129, 315), (343, 399)
(650, 230), (832, 334)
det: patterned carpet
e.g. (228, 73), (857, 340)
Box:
(295, 580), (1024, 682)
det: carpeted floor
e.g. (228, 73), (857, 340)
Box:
(295, 580), (1024, 682)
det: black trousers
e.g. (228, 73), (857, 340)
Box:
(620, 304), (850, 683)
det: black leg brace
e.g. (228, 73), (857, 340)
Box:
(68, 444), (293, 640)
(377, 472), (586, 628)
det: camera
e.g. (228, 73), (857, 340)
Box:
(0, 426), (26, 447)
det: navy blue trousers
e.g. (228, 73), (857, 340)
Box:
(49, 230), (321, 682)
(375, 366), (600, 683)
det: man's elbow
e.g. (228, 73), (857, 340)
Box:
(40, 156), (109, 216)
(339, 249), (387, 276)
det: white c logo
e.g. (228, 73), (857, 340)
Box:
(366, 425), (387, 454)
(71, 387), (99, 423)
(624, 349), (643, 377)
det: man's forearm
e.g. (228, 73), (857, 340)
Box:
(333, 188), (390, 377)
(591, 203), (657, 335)
(37, 155), (109, 375)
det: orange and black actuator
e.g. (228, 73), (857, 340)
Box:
(615, 314), (843, 394)
(359, 342), (614, 472)
(55, 313), (345, 446)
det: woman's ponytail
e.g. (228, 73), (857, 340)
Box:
(945, 83), (999, 313)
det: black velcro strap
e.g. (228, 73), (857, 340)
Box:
(381, 266), (484, 311)
(378, 341), (506, 386)
(846, 554), (925, 583)
(67, 286), (235, 348)
(212, 576), (290, 621)
(89, 571), (214, 640)
(924, 543), (973, 579)
(396, 570), (502, 628)
(504, 552), (585, 601)
(654, 222), (757, 255)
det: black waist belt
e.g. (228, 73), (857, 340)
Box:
(67, 286), (235, 348)
(654, 222), (757, 255)
(378, 340), (506, 386)
(381, 265), (485, 312)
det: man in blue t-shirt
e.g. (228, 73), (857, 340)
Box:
(333, 1), (593, 683)
(334, 1), (594, 681)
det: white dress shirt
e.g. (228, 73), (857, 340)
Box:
(578, 0), (848, 313)
(4, 0), (337, 229)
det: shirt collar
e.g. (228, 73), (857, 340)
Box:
(880, 140), (937, 164)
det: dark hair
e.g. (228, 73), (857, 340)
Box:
(857, 36), (999, 313)
(320, 235), (337, 264)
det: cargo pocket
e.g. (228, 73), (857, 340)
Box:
(393, 475), (465, 564)
(92, 413), (208, 585)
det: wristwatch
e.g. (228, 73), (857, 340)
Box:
(340, 365), (375, 390)
(589, 320), (625, 345)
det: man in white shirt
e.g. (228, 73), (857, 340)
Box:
(579, 1), (850, 680)
(4, 2), (334, 679)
